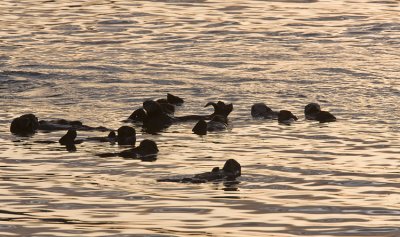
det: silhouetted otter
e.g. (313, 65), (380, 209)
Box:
(142, 100), (175, 133)
(58, 129), (82, 151)
(304, 103), (336, 123)
(116, 126), (136, 146)
(157, 159), (241, 183)
(59, 129), (77, 145)
(10, 114), (39, 136)
(192, 115), (228, 135)
(128, 108), (147, 122)
(251, 103), (278, 119)
(10, 114), (110, 136)
(97, 139), (159, 161)
(278, 110), (298, 124)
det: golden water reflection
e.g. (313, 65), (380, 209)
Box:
(1, 0), (400, 236)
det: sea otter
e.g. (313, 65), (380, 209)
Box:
(157, 159), (241, 183)
(10, 114), (109, 136)
(97, 139), (159, 161)
(251, 103), (278, 119)
(304, 103), (336, 123)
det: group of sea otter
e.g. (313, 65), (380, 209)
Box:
(9, 93), (336, 184)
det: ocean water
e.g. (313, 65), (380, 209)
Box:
(1, 0), (400, 236)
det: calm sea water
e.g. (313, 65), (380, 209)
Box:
(1, 0), (400, 236)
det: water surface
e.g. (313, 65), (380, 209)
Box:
(1, 0), (400, 236)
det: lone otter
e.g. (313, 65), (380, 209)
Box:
(10, 114), (110, 136)
(157, 159), (241, 183)
(251, 103), (278, 119)
(304, 103), (336, 123)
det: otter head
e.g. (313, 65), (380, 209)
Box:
(167, 93), (184, 105)
(251, 103), (272, 117)
(278, 110), (298, 123)
(222, 159), (241, 178)
(137, 139), (159, 154)
(59, 129), (77, 145)
(117, 126), (136, 146)
(192, 119), (207, 135)
(10, 114), (39, 136)
(128, 108), (147, 122)
(143, 100), (163, 117)
(304, 103), (321, 118)
(315, 111), (336, 123)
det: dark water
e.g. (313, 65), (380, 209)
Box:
(1, 0), (400, 236)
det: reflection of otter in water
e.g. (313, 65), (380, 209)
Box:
(10, 114), (109, 136)
(158, 159), (241, 183)
(304, 103), (336, 123)
(97, 139), (159, 161)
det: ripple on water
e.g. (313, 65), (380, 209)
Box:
(1, 0), (400, 236)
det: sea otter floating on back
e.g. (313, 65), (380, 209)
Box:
(10, 114), (109, 136)
(157, 159), (241, 183)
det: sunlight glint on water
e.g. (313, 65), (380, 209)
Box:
(0, 0), (400, 236)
